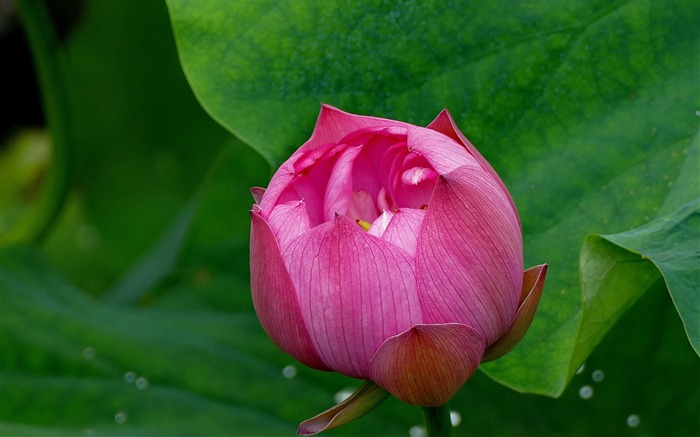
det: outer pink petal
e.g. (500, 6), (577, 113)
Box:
(283, 215), (423, 378)
(380, 208), (426, 257)
(416, 166), (523, 345)
(406, 125), (480, 175)
(250, 210), (327, 370)
(368, 323), (486, 406)
(482, 264), (547, 362)
(266, 200), (311, 251)
(426, 109), (518, 219)
(306, 104), (411, 153)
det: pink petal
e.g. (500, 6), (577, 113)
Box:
(307, 104), (411, 153)
(283, 215), (423, 378)
(406, 125), (480, 175)
(380, 208), (426, 257)
(250, 210), (327, 370)
(367, 209), (393, 238)
(251, 187), (265, 204)
(367, 323), (486, 406)
(426, 109), (518, 219)
(415, 166), (523, 345)
(482, 264), (548, 362)
(323, 145), (363, 221)
(267, 200), (311, 250)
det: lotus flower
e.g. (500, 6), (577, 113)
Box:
(250, 105), (547, 408)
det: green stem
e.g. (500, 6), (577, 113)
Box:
(422, 406), (455, 437)
(5, 0), (72, 247)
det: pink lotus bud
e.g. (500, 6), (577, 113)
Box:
(250, 105), (547, 407)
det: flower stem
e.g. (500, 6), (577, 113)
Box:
(422, 406), (455, 437)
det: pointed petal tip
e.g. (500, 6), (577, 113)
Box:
(296, 382), (389, 435)
(251, 186), (266, 204)
(481, 263), (548, 362)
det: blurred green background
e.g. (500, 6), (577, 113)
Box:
(1, 1), (698, 436)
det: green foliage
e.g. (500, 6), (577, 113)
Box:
(2, 0), (699, 435)
(168, 0), (699, 396)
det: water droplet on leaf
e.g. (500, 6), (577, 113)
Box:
(627, 414), (640, 428)
(579, 385), (594, 399)
(282, 365), (297, 379)
(409, 425), (426, 437)
(136, 377), (149, 390)
(114, 411), (127, 425)
(450, 410), (462, 427)
(592, 370), (604, 382)
(334, 388), (354, 403)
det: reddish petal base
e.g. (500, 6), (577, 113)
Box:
(367, 323), (486, 406)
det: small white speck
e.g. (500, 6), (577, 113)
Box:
(627, 414), (640, 428)
(124, 371), (136, 384)
(114, 411), (127, 425)
(409, 425), (426, 437)
(592, 370), (604, 382)
(334, 388), (354, 404)
(450, 410), (462, 427)
(282, 365), (297, 379)
(579, 385), (594, 399)
(576, 363), (586, 375)
(135, 377), (148, 390)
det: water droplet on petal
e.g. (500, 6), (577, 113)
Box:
(576, 363), (586, 375)
(627, 414), (640, 428)
(409, 425), (426, 437)
(115, 411), (128, 424)
(124, 371), (136, 384)
(450, 410), (462, 427)
(282, 365), (297, 379)
(334, 388), (354, 404)
(579, 385), (594, 399)
(136, 377), (149, 390)
(592, 370), (604, 382)
(82, 347), (95, 360)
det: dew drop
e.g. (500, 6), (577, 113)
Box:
(592, 370), (604, 382)
(579, 385), (594, 399)
(123, 371), (136, 384)
(135, 377), (149, 390)
(409, 425), (426, 437)
(114, 411), (127, 425)
(282, 365), (297, 379)
(695, 110), (700, 117)
(626, 414), (640, 428)
(450, 410), (462, 427)
(334, 388), (354, 404)
(576, 363), (586, 375)
(82, 347), (95, 360)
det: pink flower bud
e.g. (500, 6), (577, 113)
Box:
(250, 105), (547, 407)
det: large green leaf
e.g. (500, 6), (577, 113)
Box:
(167, 0), (700, 396)
(591, 199), (700, 354)
(3, 245), (698, 436)
(36, 0), (232, 293)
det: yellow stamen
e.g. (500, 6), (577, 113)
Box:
(356, 219), (372, 231)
